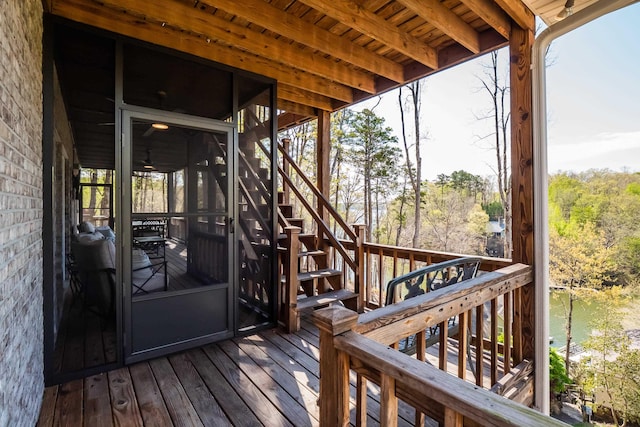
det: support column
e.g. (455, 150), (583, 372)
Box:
(313, 306), (358, 427)
(509, 25), (535, 363)
(316, 110), (331, 224)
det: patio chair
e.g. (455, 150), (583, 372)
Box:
(384, 257), (482, 360)
(131, 248), (168, 295)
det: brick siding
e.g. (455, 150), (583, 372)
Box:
(0, 0), (44, 426)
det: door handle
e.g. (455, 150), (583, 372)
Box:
(228, 217), (234, 233)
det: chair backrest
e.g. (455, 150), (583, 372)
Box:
(385, 257), (482, 306)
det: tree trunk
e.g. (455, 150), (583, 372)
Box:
(564, 290), (574, 376)
(411, 82), (422, 249)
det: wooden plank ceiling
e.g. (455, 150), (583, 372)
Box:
(46, 0), (537, 127)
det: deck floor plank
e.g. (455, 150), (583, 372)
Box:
(168, 352), (233, 427)
(107, 367), (144, 426)
(128, 362), (173, 426)
(221, 339), (320, 426)
(186, 348), (262, 427)
(83, 373), (114, 427)
(39, 325), (471, 427)
(148, 358), (204, 427)
(202, 343), (294, 427)
(53, 378), (83, 427)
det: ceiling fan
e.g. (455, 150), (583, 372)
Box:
(139, 149), (155, 170)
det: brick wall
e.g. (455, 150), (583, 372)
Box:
(0, 0), (44, 425)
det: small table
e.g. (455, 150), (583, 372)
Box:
(133, 235), (166, 260)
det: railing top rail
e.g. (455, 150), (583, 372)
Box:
(354, 263), (532, 342)
(334, 330), (567, 427)
(362, 241), (512, 270)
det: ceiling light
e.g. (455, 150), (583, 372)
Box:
(556, 0), (575, 21)
(143, 164), (154, 170)
(152, 123), (169, 130)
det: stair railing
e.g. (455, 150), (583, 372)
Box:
(274, 141), (363, 310)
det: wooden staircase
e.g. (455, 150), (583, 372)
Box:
(224, 109), (363, 332)
(277, 191), (360, 331)
(278, 182), (364, 332)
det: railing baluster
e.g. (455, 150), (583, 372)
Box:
(356, 374), (367, 427)
(504, 290), (512, 374)
(458, 311), (468, 380)
(475, 304), (484, 387)
(378, 248), (383, 306)
(380, 373), (398, 427)
(284, 226), (301, 332)
(444, 407), (463, 427)
(439, 320), (447, 371)
(491, 297), (499, 384)
(512, 287), (523, 365)
(415, 330), (426, 426)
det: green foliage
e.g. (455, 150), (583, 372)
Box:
(548, 170), (640, 287)
(482, 200), (503, 220)
(577, 288), (640, 425)
(549, 347), (571, 393)
(626, 181), (640, 196)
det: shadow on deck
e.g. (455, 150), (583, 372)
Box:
(42, 319), (455, 427)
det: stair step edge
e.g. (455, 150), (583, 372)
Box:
(297, 268), (342, 282)
(296, 289), (357, 311)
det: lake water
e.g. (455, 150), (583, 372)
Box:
(548, 291), (603, 349)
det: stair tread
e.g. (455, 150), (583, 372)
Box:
(296, 289), (357, 311)
(298, 250), (326, 258)
(297, 268), (341, 282)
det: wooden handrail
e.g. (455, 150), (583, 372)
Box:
(334, 331), (565, 427)
(278, 166), (358, 272)
(277, 142), (359, 243)
(312, 264), (564, 426)
(355, 264), (532, 341)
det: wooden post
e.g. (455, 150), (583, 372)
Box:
(353, 224), (366, 312)
(317, 110), (331, 256)
(313, 306), (358, 427)
(284, 226), (301, 332)
(281, 138), (291, 204)
(317, 110), (331, 220)
(509, 25), (535, 363)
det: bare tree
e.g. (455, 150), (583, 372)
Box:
(477, 50), (511, 258)
(398, 81), (425, 248)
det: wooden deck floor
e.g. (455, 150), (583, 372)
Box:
(40, 320), (442, 427)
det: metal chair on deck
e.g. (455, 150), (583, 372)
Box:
(384, 257), (482, 359)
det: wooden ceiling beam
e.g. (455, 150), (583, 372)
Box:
(278, 112), (314, 131)
(198, 0), (404, 83)
(277, 99), (316, 118)
(458, 0), (511, 39)
(90, 0), (375, 94)
(395, 0), (480, 54)
(297, 0), (438, 69)
(50, 0), (354, 104)
(278, 84), (336, 112)
(494, 0), (535, 30)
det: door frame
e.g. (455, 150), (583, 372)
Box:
(119, 106), (238, 363)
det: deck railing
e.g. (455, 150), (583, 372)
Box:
(312, 263), (566, 427)
(334, 241), (512, 309)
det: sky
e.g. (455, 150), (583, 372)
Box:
(351, 3), (640, 181)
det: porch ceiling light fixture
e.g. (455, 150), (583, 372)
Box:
(556, 0), (575, 21)
(151, 123), (169, 130)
